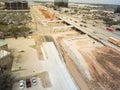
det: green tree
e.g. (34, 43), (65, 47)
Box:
(0, 71), (14, 90)
(19, 26), (30, 37)
(19, 26), (30, 32)
(102, 17), (119, 26)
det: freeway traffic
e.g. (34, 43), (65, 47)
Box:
(31, 5), (120, 51)
(55, 14), (120, 51)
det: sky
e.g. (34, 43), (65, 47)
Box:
(29, 0), (120, 5)
(69, 0), (120, 5)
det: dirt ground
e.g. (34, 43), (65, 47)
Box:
(5, 37), (44, 78)
(90, 46), (120, 90)
(52, 31), (90, 90)
(30, 5), (120, 90)
(75, 37), (120, 90)
(63, 51), (90, 90)
(56, 34), (120, 90)
(32, 33), (44, 60)
(38, 71), (52, 88)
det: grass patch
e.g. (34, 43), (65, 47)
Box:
(30, 45), (36, 49)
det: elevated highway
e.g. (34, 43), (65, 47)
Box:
(31, 5), (120, 51)
(55, 14), (120, 51)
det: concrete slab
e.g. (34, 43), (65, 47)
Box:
(41, 42), (78, 90)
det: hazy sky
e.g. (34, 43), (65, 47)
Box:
(70, 0), (120, 5)
(30, 0), (120, 5)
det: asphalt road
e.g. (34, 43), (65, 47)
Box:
(56, 14), (120, 51)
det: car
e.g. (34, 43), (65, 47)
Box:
(106, 27), (115, 32)
(115, 28), (120, 31)
(19, 80), (25, 90)
(26, 79), (31, 88)
(31, 78), (37, 86)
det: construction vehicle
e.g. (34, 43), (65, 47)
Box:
(108, 37), (120, 46)
(38, 7), (55, 20)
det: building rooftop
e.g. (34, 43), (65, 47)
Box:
(0, 40), (7, 47)
(0, 50), (10, 58)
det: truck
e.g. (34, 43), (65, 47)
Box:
(108, 37), (120, 46)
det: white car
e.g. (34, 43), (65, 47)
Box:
(31, 78), (37, 86)
(19, 80), (25, 90)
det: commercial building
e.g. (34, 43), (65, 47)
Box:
(115, 6), (120, 13)
(54, 0), (68, 7)
(5, 0), (28, 10)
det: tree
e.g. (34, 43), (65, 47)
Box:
(0, 71), (14, 90)
(19, 26), (30, 32)
(19, 26), (30, 37)
(102, 17), (119, 26)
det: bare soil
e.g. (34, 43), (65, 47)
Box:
(63, 51), (90, 90)
(95, 47), (120, 90)
(38, 71), (52, 88)
(80, 45), (120, 90)
(54, 32), (90, 90)
(32, 33), (44, 60)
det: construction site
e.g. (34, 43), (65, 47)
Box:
(1, 1), (120, 90)
(26, 4), (120, 90)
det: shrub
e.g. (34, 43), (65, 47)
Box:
(0, 71), (14, 90)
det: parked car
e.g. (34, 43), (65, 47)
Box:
(26, 79), (31, 88)
(115, 28), (120, 31)
(19, 80), (25, 90)
(31, 78), (37, 86)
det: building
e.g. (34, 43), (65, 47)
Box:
(0, 40), (8, 51)
(54, 0), (68, 7)
(5, 0), (28, 10)
(115, 6), (120, 13)
(0, 50), (13, 73)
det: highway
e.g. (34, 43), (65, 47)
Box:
(31, 5), (120, 51)
(55, 13), (120, 51)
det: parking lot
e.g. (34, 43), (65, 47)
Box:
(5, 37), (44, 78)
(5, 37), (44, 90)
(12, 78), (43, 90)
(5, 37), (77, 90)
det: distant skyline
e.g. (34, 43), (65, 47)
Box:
(28, 0), (120, 5)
